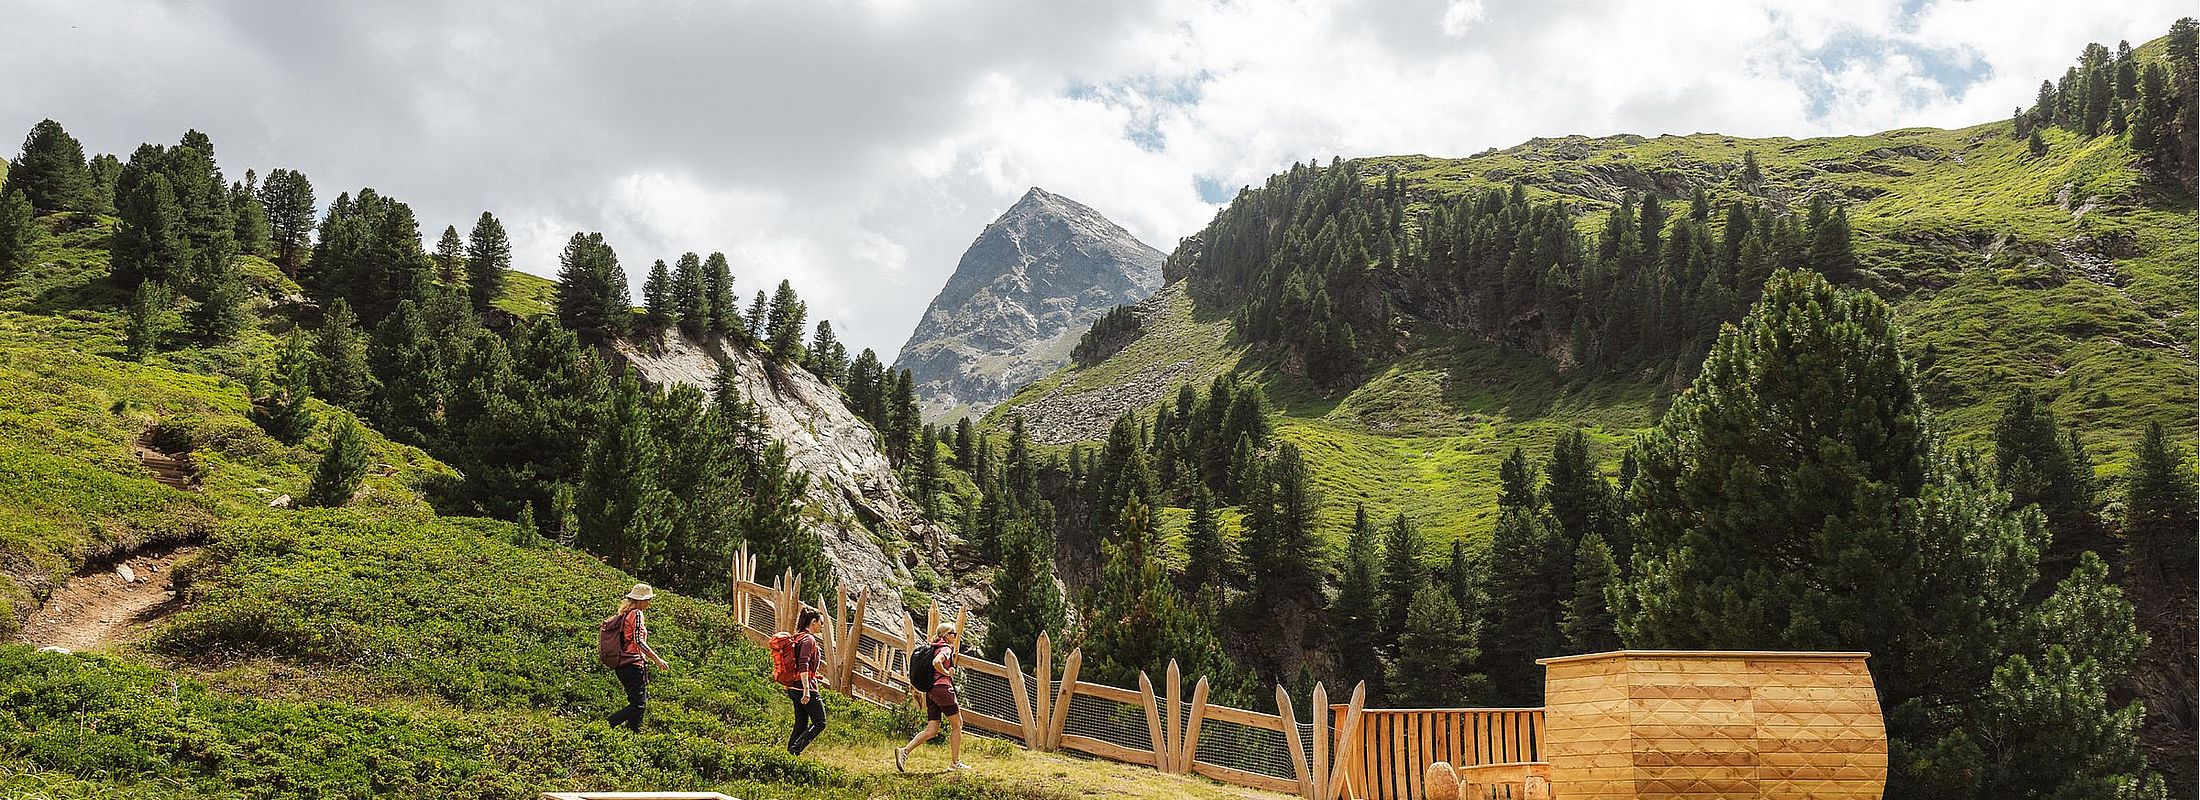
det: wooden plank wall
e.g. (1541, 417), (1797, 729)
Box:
(1334, 708), (1544, 800)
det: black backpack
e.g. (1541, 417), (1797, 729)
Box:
(908, 642), (940, 688)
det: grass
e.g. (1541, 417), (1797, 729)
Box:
(494, 269), (558, 319)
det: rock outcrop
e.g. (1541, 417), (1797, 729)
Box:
(893, 187), (1164, 421)
(614, 331), (982, 629)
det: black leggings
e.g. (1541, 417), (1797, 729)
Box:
(786, 689), (827, 754)
(607, 665), (648, 731)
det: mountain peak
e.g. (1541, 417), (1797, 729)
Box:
(892, 189), (1164, 420)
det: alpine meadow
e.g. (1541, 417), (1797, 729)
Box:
(0, 7), (2194, 800)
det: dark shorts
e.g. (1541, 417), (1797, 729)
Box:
(925, 685), (959, 720)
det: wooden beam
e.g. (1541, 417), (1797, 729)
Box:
(1324, 681), (1367, 800)
(1005, 648), (1036, 744)
(1311, 682), (1330, 800)
(1034, 633), (1053, 752)
(1138, 671), (1167, 768)
(1178, 676), (1210, 773)
(1048, 648), (1082, 750)
(1163, 660), (1182, 773)
(1277, 685), (1311, 799)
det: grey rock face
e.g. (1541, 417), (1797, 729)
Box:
(893, 187), (1164, 420)
(614, 332), (985, 630)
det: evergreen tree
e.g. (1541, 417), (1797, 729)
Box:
(744, 289), (768, 340)
(84, 154), (120, 215)
(5, 119), (93, 213)
(258, 168), (316, 277)
(1079, 511), (1233, 688)
(646, 383), (739, 595)
(2029, 128), (2050, 157)
(672, 252), (707, 338)
(1498, 446), (1537, 510)
(367, 299), (447, 444)
(463, 212), (510, 315)
(1808, 206), (1858, 283)
(804, 320), (847, 384)
(1240, 442), (1324, 683)
(765, 279), (807, 359)
(1481, 508), (1563, 703)
(122, 281), (174, 360)
(1618, 269), (2156, 799)
(1561, 532), (1619, 653)
(554, 232), (631, 340)
(704, 252), (738, 336)
(311, 299), (377, 411)
(111, 168), (192, 289)
(253, 332), (317, 445)
(305, 415), (370, 507)
(1739, 150), (1762, 186)
(641, 259), (675, 329)
(188, 264), (248, 344)
(433, 225), (465, 284)
(1332, 505), (1386, 697)
(0, 188), (34, 274)
(230, 181), (273, 258)
(577, 374), (674, 574)
(1542, 430), (1610, 549)
(1386, 585), (1484, 708)
(2122, 422), (2197, 587)
(1994, 388), (2105, 579)
(1377, 513), (1423, 647)
(983, 505), (1068, 658)
(1183, 487), (1228, 593)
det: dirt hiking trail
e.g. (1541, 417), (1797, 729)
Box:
(20, 545), (198, 652)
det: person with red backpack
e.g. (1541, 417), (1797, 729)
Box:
(770, 608), (829, 755)
(597, 583), (669, 732)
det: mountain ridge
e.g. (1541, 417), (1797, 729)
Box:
(893, 186), (1163, 420)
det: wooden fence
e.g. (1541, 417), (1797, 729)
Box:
(1332, 708), (1542, 800)
(727, 547), (1381, 798)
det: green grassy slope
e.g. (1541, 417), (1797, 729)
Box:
(0, 212), (1272, 799)
(993, 120), (2195, 548)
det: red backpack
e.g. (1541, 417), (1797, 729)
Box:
(597, 610), (635, 668)
(768, 632), (809, 686)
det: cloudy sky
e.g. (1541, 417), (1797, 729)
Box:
(3, 0), (2185, 356)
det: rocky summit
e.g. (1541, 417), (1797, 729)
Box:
(893, 187), (1163, 420)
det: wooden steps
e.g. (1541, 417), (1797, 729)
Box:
(133, 435), (197, 491)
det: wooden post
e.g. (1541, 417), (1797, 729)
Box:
(1048, 648), (1082, 750)
(1178, 676), (1210, 774)
(1163, 660), (1183, 773)
(1311, 683), (1330, 800)
(926, 602), (940, 641)
(1277, 686), (1311, 798)
(838, 590), (867, 693)
(1324, 682), (1367, 800)
(1138, 671), (1166, 768)
(1033, 633), (1053, 753)
(1005, 649), (1037, 744)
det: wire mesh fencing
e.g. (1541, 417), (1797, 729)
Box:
(1061, 689), (1154, 756)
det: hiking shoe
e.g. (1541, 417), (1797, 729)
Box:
(893, 748), (907, 773)
(951, 762), (973, 771)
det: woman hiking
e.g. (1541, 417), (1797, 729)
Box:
(781, 608), (830, 755)
(894, 622), (968, 772)
(598, 583), (669, 732)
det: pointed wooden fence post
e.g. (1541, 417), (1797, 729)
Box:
(1004, 648), (1037, 744)
(1138, 671), (1167, 768)
(1276, 681), (1368, 800)
(1033, 634), (1053, 752)
(1178, 675), (1211, 775)
(835, 589), (867, 695)
(1046, 647), (1082, 751)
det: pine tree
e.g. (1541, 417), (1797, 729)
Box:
(84, 154), (120, 215)
(305, 415), (370, 507)
(1739, 150), (1762, 187)
(5, 119), (93, 213)
(642, 259), (674, 329)
(1377, 513), (1423, 647)
(553, 232), (631, 341)
(463, 212), (510, 315)
(1080, 515), (1233, 688)
(1543, 430), (1610, 549)
(2029, 128), (2050, 157)
(983, 505), (1068, 659)
(1498, 446), (1536, 510)
(1387, 585), (1484, 708)
(672, 252), (707, 338)
(367, 299), (447, 445)
(1240, 442), (1324, 683)
(230, 182), (272, 258)
(258, 169), (316, 277)
(1332, 505), (1386, 697)
(2122, 422), (2197, 587)
(111, 168), (192, 290)
(0, 188), (35, 274)
(765, 279), (807, 359)
(1619, 269), (2155, 799)
(805, 320), (847, 384)
(1994, 388), (2105, 579)
(1561, 532), (1619, 653)
(312, 299), (377, 411)
(431, 225), (464, 284)
(254, 332), (317, 445)
(704, 252), (738, 336)
(122, 281), (174, 360)
(1482, 508), (1562, 703)
(1183, 487), (1228, 594)
(188, 263), (247, 343)
(744, 290), (768, 340)
(1808, 206), (1858, 283)
(578, 374), (674, 574)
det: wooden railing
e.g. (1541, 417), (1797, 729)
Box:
(1333, 708), (1544, 800)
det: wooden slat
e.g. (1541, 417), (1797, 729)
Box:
(960, 709), (1023, 740)
(1138, 671), (1168, 769)
(1178, 677), (1211, 775)
(960, 656), (1010, 678)
(1324, 683), (1365, 800)
(1005, 649), (1036, 744)
(1059, 733), (1156, 766)
(1191, 760), (1302, 794)
(1034, 634), (1052, 752)
(1311, 683), (1329, 800)
(1163, 661), (1183, 773)
(1277, 686), (1311, 798)
(1072, 680), (1146, 706)
(1048, 648), (1082, 750)
(1200, 702), (1285, 729)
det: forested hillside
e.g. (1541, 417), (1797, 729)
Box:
(977, 20), (2198, 800)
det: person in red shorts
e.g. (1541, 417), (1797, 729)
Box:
(894, 622), (968, 771)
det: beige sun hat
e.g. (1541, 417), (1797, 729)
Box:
(624, 583), (656, 601)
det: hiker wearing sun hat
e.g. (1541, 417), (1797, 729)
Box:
(598, 583), (670, 732)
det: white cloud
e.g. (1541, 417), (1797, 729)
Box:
(0, 0), (2188, 355)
